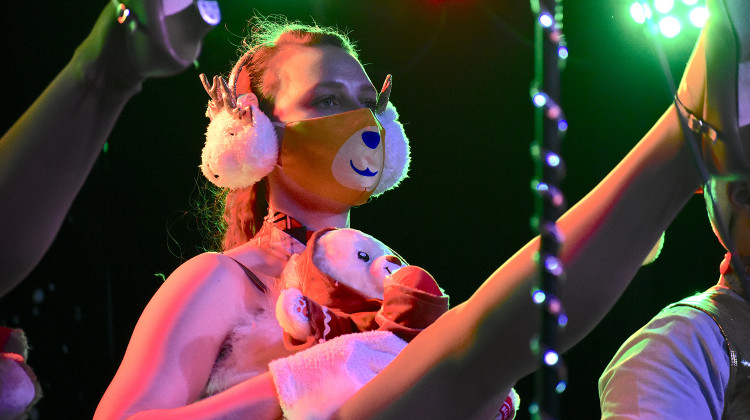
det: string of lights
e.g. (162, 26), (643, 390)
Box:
(529, 0), (569, 418)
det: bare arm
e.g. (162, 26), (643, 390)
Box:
(94, 252), (283, 420)
(0, 0), (214, 295)
(0, 5), (143, 293)
(125, 372), (281, 420)
(337, 25), (707, 420)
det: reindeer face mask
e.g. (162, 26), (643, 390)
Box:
(273, 108), (386, 206)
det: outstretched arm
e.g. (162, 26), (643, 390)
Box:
(0, 5), (143, 293)
(0, 1), (216, 295)
(337, 25), (707, 420)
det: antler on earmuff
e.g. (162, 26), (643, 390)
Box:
(376, 74), (392, 115)
(200, 73), (256, 123)
(200, 74), (237, 119)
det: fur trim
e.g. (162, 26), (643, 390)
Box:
(201, 106), (279, 189)
(201, 296), (289, 397)
(373, 102), (410, 196)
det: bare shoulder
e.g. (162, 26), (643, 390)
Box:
(162, 251), (271, 303)
(221, 241), (289, 278)
(96, 251), (273, 417)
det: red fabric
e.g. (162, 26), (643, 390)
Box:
(390, 265), (442, 296)
(376, 267), (449, 342)
(497, 394), (517, 420)
(0, 327), (11, 350)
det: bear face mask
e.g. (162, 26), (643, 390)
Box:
(274, 108), (386, 206)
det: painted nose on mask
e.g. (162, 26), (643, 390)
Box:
(362, 131), (381, 149)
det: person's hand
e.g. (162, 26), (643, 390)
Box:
(75, 1), (220, 93)
(268, 331), (407, 420)
(117, 0), (221, 78)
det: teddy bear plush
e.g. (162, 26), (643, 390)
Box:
(275, 227), (449, 350)
(272, 228), (519, 420)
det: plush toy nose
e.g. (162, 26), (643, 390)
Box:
(385, 255), (402, 266)
(373, 254), (405, 287)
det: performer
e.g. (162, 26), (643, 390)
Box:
(94, 0), (719, 414)
(599, 2), (750, 416)
(599, 182), (750, 418)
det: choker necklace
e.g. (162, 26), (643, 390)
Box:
(269, 211), (314, 245)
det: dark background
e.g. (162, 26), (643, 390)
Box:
(0, 0), (722, 418)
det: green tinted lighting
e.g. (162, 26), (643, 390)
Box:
(688, 6), (708, 28)
(630, 2), (647, 24)
(654, 0), (675, 13)
(658, 16), (682, 37)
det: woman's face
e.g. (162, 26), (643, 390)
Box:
(263, 43), (383, 215)
(266, 44), (378, 123)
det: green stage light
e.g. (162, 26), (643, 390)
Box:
(658, 15), (682, 37)
(630, 3), (648, 24)
(654, 0), (674, 14)
(629, 0), (705, 38)
(688, 6), (708, 27)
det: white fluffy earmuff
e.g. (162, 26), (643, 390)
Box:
(372, 102), (410, 196)
(201, 99), (279, 189)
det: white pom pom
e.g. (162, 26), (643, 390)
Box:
(201, 106), (279, 189)
(373, 102), (410, 196)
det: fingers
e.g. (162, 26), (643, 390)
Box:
(376, 74), (392, 115)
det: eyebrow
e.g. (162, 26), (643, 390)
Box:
(313, 81), (376, 95)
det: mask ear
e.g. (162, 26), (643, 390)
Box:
(201, 104), (279, 189)
(372, 101), (410, 196)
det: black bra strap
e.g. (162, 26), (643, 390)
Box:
(225, 256), (268, 294)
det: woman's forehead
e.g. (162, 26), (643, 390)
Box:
(274, 45), (374, 94)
